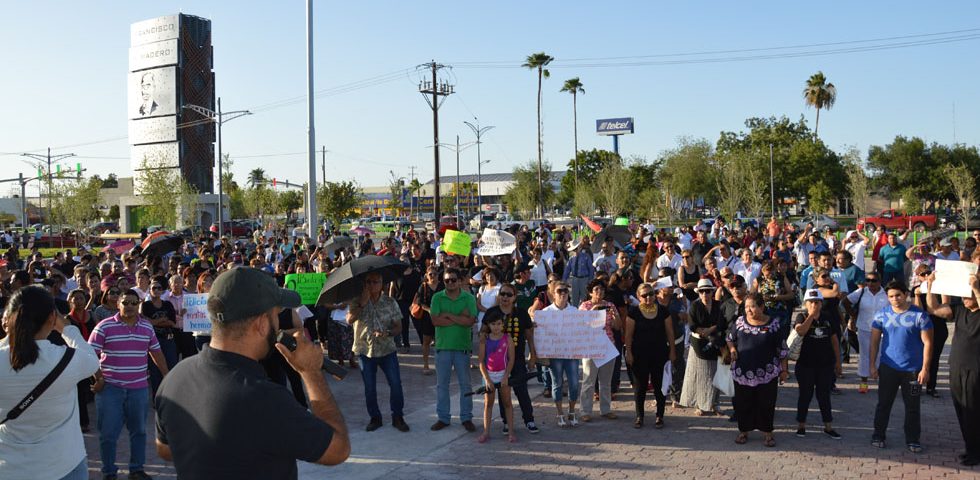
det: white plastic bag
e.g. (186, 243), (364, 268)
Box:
(712, 358), (735, 397)
(662, 361), (672, 396)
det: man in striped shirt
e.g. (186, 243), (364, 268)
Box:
(89, 288), (169, 480)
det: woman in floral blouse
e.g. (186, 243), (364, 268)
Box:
(577, 279), (622, 422)
(727, 292), (789, 447)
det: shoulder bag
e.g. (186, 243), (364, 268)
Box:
(1, 347), (75, 425)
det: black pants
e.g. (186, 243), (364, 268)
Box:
(796, 363), (834, 424)
(264, 353), (309, 408)
(951, 367), (980, 457)
(397, 300), (412, 347)
(632, 353), (667, 419)
(927, 320), (948, 392)
(175, 330), (197, 359)
(611, 331), (633, 393)
(76, 378), (92, 428)
(314, 306), (332, 343)
(499, 359), (534, 424)
(668, 342), (686, 402)
(734, 378), (778, 433)
(873, 363), (920, 444)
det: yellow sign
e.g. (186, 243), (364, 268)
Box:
(441, 229), (471, 257)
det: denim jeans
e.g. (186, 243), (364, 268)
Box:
(436, 349), (473, 423)
(359, 352), (405, 419)
(548, 358), (580, 403)
(57, 458), (88, 480)
(149, 333), (178, 396)
(96, 384), (149, 475)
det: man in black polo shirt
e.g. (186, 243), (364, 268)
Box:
(155, 267), (350, 479)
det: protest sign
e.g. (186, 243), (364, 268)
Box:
(285, 272), (327, 305)
(931, 259), (978, 298)
(441, 229), (472, 257)
(183, 293), (211, 333)
(479, 228), (516, 256)
(534, 309), (619, 366)
(330, 307), (350, 325)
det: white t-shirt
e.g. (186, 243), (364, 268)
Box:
(846, 286), (889, 332)
(529, 258), (550, 286)
(0, 326), (99, 480)
(936, 251), (961, 261)
(845, 240), (867, 271)
(677, 232), (693, 251)
(477, 284), (501, 327)
(734, 261), (762, 289)
(656, 253), (683, 272)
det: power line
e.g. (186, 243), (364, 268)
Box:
(450, 30), (980, 69)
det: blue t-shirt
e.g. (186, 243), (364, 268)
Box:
(879, 244), (907, 274)
(871, 304), (932, 372)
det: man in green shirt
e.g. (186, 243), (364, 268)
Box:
(429, 267), (479, 432)
(512, 263), (538, 314)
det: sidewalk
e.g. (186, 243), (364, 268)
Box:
(84, 337), (976, 479)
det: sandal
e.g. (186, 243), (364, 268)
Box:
(422, 368), (434, 376)
(735, 433), (748, 444)
(508, 434), (517, 443)
(477, 433), (490, 443)
(557, 414), (568, 428)
(763, 434), (776, 448)
(907, 443), (923, 453)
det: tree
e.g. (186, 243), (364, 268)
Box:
(560, 77), (585, 187)
(278, 190), (303, 222)
(943, 164), (975, 233)
(247, 168), (266, 189)
(658, 137), (717, 207)
(101, 174), (119, 189)
(803, 71), (837, 137)
(715, 152), (747, 222)
(867, 136), (946, 203)
(387, 172), (405, 215)
(843, 146), (870, 216)
(407, 178), (423, 220)
(522, 52), (554, 216)
(594, 158), (634, 216)
(558, 149), (620, 204)
(571, 182), (595, 217)
(742, 156), (770, 218)
(135, 156), (200, 229)
(807, 181), (834, 215)
(220, 154), (247, 218)
(317, 181), (362, 227)
(50, 177), (103, 233)
(504, 160), (553, 219)
(107, 205), (120, 221)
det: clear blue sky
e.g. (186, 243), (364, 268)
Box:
(2, 2), (978, 193)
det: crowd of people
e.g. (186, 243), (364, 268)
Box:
(2, 216), (980, 479)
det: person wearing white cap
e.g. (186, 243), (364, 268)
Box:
(936, 237), (960, 261)
(792, 289), (843, 439)
(679, 279), (723, 415)
(844, 230), (871, 272)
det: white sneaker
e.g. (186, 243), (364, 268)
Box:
(568, 413), (579, 427)
(556, 414), (568, 428)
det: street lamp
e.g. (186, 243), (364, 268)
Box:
(477, 159), (491, 217)
(182, 98), (251, 238)
(463, 120), (494, 213)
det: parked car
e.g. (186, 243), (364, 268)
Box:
(856, 209), (937, 232)
(85, 221), (119, 235)
(209, 221), (253, 237)
(425, 216), (463, 235)
(939, 210), (980, 231)
(792, 214), (840, 232)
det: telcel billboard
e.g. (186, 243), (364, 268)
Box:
(596, 117), (634, 136)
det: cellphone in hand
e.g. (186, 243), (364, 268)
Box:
(909, 381), (922, 397)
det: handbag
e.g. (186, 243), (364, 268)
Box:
(1, 347), (75, 425)
(786, 310), (806, 361)
(712, 358), (735, 397)
(409, 284), (426, 320)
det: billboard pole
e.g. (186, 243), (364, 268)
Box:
(306, 0), (318, 242)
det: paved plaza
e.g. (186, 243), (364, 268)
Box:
(80, 331), (979, 480)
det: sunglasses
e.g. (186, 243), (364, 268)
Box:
(120, 300), (140, 306)
(498, 292), (515, 298)
(866, 278), (880, 282)
(918, 271), (932, 276)
(108, 290), (121, 295)
(151, 286), (164, 291)
(682, 255), (691, 259)
(640, 292), (656, 298)
(443, 277), (458, 283)
(556, 289), (569, 294)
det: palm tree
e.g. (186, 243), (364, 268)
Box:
(523, 52), (554, 217)
(803, 71), (837, 137)
(560, 77), (585, 188)
(247, 168), (266, 189)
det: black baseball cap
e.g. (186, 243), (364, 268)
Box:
(207, 267), (301, 324)
(513, 262), (531, 274)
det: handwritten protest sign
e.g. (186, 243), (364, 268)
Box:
(285, 272), (327, 305)
(931, 259), (978, 298)
(441, 229), (472, 257)
(183, 293), (211, 333)
(534, 309), (620, 366)
(479, 228), (516, 256)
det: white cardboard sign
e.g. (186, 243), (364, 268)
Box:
(534, 309), (619, 365)
(931, 259), (978, 298)
(479, 228), (517, 256)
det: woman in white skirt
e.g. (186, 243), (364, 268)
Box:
(680, 279), (724, 415)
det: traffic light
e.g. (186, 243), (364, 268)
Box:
(77, 162), (82, 179)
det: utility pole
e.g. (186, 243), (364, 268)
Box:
(418, 61), (453, 222)
(769, 143), (775, 217)
(463, 119), (494, 214)
(408, 165), (417, 220)
(321, 146), (327, 183)
(455, 135), (461, 224)
(306, 0), (318, 242)
(183, 99), (251, 238)
(22, 147), (75, 223)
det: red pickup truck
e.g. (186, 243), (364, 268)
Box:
(856, 209), (937, 232)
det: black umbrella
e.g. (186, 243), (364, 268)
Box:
(590, 225), (632, 253)
(322, 236), (354, 254)
(316, 255), (408, 305)
(140, 232), (184, 258)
